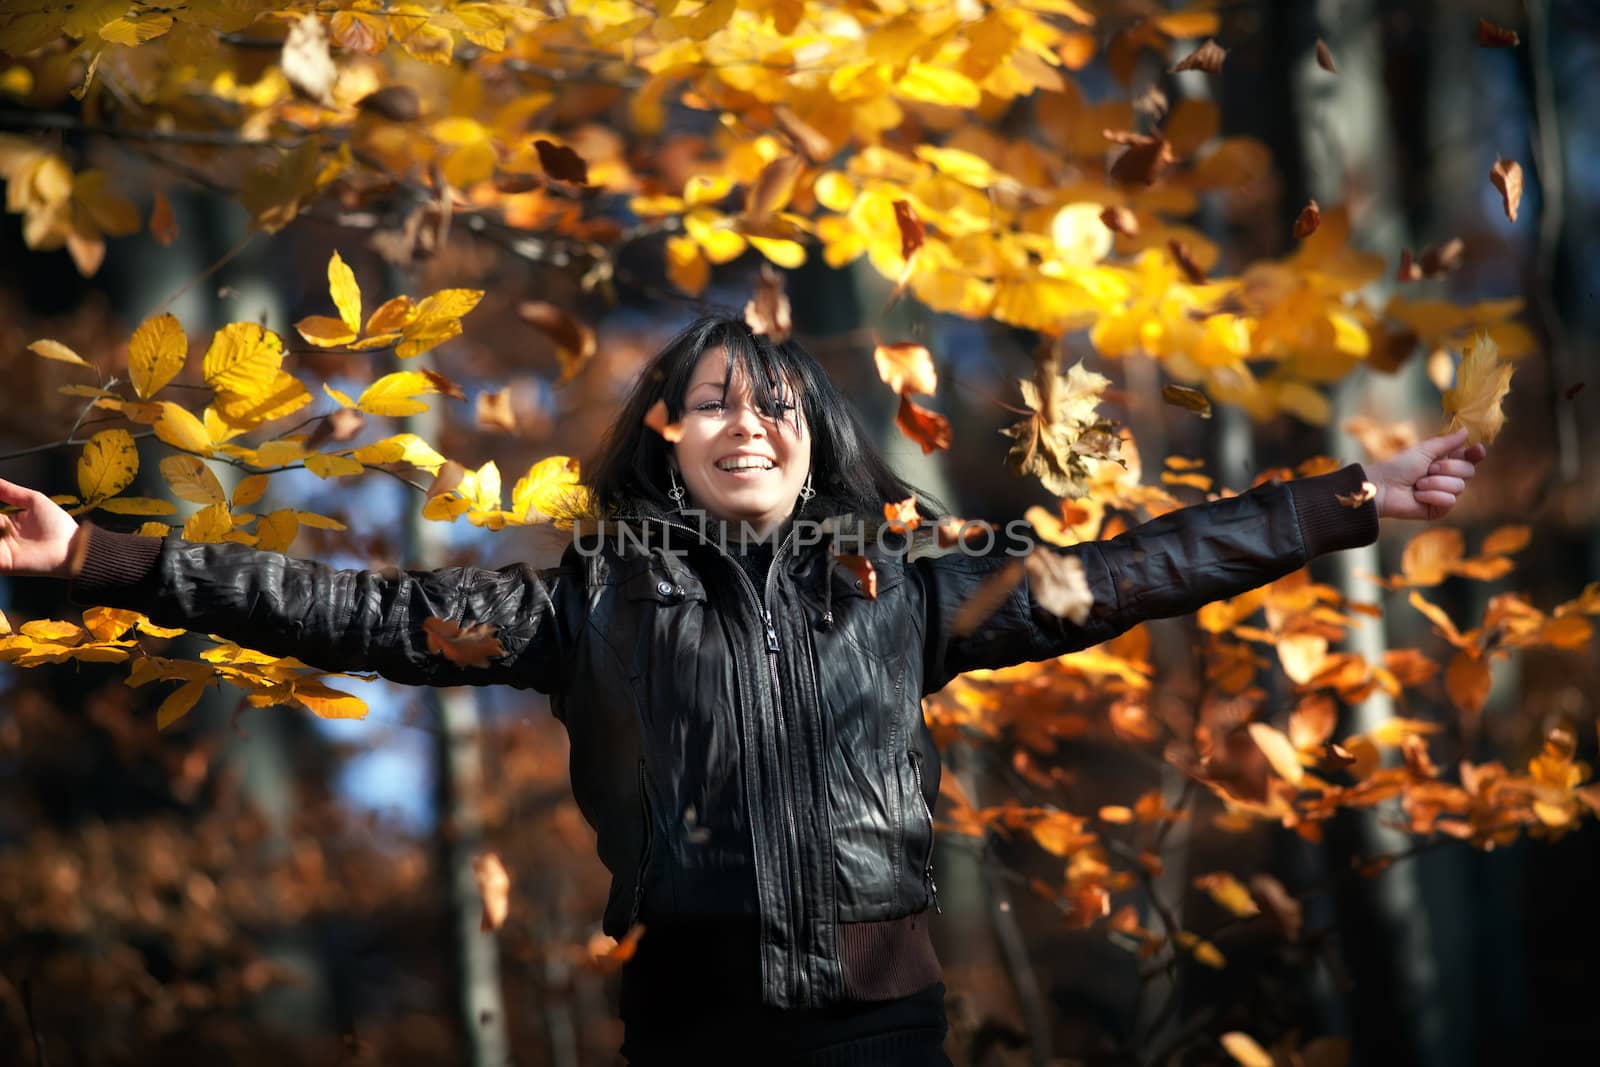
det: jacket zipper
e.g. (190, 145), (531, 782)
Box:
(628, 757), (654, 928)
(909, 748), (942, 915)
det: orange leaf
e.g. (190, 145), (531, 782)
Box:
(1099, 204), (1138, 237)
(473, 852), (511, 931)
(895, 395), (951, 454)
(892, 199), (924, 260)
(742, 263), (791, 342)
(874, 342), (937, 397)
(1247, 722), (1304, 785)
(1475, 19), (1519, 47)
(1444, 648), (1492, 716)
(833, 554), (877, 598)
(423, 616), (504, 667)
(643, 399), (685, 443)
(149, 189), (178, 246)
(1169, 39), (1226, 74)
(1401, 528), (1464, 586)
(1293, 198), (1321, 239)
(1489, 158), (1522, 223)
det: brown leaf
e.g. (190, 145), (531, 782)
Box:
(1132, 85), (1168, 119)
(1161, 383), (1213, 418)
(882, 496), (921, 534)
(772, 105), (833, 162)
(744, 153), (804, 219)
(1418, 238), (1465, 278)
(1024, 550), (1093, 623)
(895, 395), (951, 454)
(1293, 198), (1321, 239)
(1170, 38), (1227, 74)
(420, 368), (466, 401)
(473, 852), (511, 932)
(742, 264), (792, 342)
(1108, 133), (1174, 186)
(1475, 19), (1519, 48)
(149, 190), (178, 247)
(357, 85), (421, 122)
(1489, 158), (1522, 222)
(874, 342), (937, 396)
(1099, 205), (1139, 237)
(643, 399), (685, 443)
(1319, 741), (1357, 773)
(935, 516), (992, 549)
(476, 389), (518, 433)
(1248, 874), (1303, 940)
(305, 407), (365, 452)
(1396, 247), (1422, 283)
(833, 554), (877, 598)
(517, 301), (596, 383)
(1445, 648), (1492, 716)
(424, 615), (505, 668)
(1289, 693), (1338, 751)
(534, 139), (589, 185)
(1335, 481), (1376, 508)
(1167, 238), (1207, 284)
(1315, 38), (1338, 73)
(428, 460), (465, 502)
(892, 199), (925, 260)
(1442, 333), (1514, 445)
(281, 14), (336, 107)
(950, 560), (1025, 636)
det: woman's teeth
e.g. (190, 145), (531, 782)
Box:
(717, 459), (775, 472)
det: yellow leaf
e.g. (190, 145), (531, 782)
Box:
(98, 497), (176, 516)
(160, 454), (226, 505)
(1220, 1032), (1274, 1067)
(1194, 872), (1261, 918)
(896, 64), (981, 108)
(202, 322), (284, 392)
(327, 250), (361, 333)
(136, 522), (171, 539)
(746, 234), (806, 269)
(1276, 632), (1328, 685)
(666, 234), (709, 295)
(396, 288), (484, 358)
(1481, 524), (1531, 557)
(213, 370), (310, 426)
(1402, 528), (1463, 586)
(233, 473), (270, 508)
(352, 433), (445, 473)
(128, 313), (186, 398)
(1442, 333), (1514, 445)
(29, 338), (89, 366)
(295, 314), (357, 347)
(153, 401), (213, 455)
(181, 501), (233, 543)
(1247, 722), (1305, 785)
(81, 607), (141, 642)
(77, 428), (139, 504)
(295, 511), (346, 531)
(304, 453), (364, 479)
(357, 370), (438, 416)
(293, 680), (368, 719)
(511, 455), (583, 521)
(365, 295), (417, 335)
(256, 509), (299, 552)
(157, 679), (208, 730)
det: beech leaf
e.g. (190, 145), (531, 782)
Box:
(1489, 158), (1522, 223)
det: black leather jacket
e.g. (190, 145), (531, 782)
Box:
(70, 464), (1376, 1009)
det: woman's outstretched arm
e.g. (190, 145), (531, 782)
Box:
(0, 477), (584, 693)
(916, 429), (1487, 694)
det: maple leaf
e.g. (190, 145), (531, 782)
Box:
(1001, 358), (1114, 499)
(423, 616), (505, 668)
(742, 264), (792, 343)
(1441, 334), (1514, 445)
(1489, 158), (1522, 222)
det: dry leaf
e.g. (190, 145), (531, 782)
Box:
(1221, 1032), (1274, 1067)
(1442, 334), (1514, 445)
(534, 139), (589, 185)
(281, 14), (336, 107)
(1099, 205), (1139, 237)
(1343, 415), (1418, 462)
(892, 199), (925, 260)
(587, 924), (646, 973)
(1132, 85), (1168, 119)
(1475, 19), (1519, 48)
(1167, 238), (1207, 284)
(476, 389), (518, 433)
(423, 616), (504, 668)
(895, 395), (951, 454)
(420, 368), (467, 401)
(643, 399), (685, 443)
(1418, 238), (1464, 277)
(1108, 133), (1174, 186)
(744, 154), (803, 218)
(1396, 247), (1422, 283)
(743, 264), (792, 342)
(874, 342), (937, 396)
(1170, 39), (1227, 74)
(1315, 38), (1338, 73)
(1489, 158), (1522, 222)
(473, 852), (510, 932)
(1248, 874), (1302, 940)
(951, 560), (1025, 636)
(149, 190), (178, 246)
(1024, 551), (1092, 623)
(1162, 383), (1213, 418)
(1445, 648), (1492, 716)
(1336, 481), (1376, 508)
(357, 85), (421, 122)
(1293, 199), (1321, 239)
(1247, 722), (1304, 785)
(517, 301), (596, 383)
(882, 496), (920, 534)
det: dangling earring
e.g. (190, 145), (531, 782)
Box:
(797, 469), (816, 506)
(667, 466), (687, 512)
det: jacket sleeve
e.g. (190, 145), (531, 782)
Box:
(67, 523), (585, 693)
(916, 463), (1379, 695)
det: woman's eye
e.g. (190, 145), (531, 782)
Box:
(695, 401), (724, 413)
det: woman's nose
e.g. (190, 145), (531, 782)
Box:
(728, 402), (766, 438)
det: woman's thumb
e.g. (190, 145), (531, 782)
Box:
(0, 478), (38, 507)
(1423, 426), (1470, 457)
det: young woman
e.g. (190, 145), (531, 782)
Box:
(0, 313), (1485, 1064)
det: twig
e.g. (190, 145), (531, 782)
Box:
(0, 110), (309, 151)
(20, 977), (48, 1067)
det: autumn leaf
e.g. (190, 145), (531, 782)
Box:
(743, 264), (792, 343)
(1001, 359), (1114, 498)
(517, 301), (596, 382)
(950, 560), (1025, 637)
(1161, 383), (1213, 418)
(1099, 205), (1138, 237)
(643, 399), (685, 443)
(1489, 158), (1522, 222)
(1293, 199), (1321, 239)
(1025, 550), (1092, 623)
(1194, 872), (1259, 917)
(128, 313), (186, 398)
(357, 85), (420, 122)
(475, 389), (517, 433)
(1248, 874), (1303, 940)
(1336, 481), (1376, 508)
(1108, 133), (1174, 186)
(161, 454), (226, 505)
(356, 370), (438, 416)
(833, 554), (877, 598)
(895, 395), (951, 454)
(1315, 38), (1338, 73)
(1167, 238), (1206, 283)
(77, 429), (139, 506)
(281, 14), (336, 106)
(28, 339), (89, 366)
(1221, 1032), (1274, 1067)
(892, 199), (924, 260)
(1248, 722), (1304, 785)
(327, 250), (362, 334)
(534, 139), (588, 185)
(423, 616), (504, 668)
(587, 924), (646, 973)
(1170, 39), (1226, 74)
(149, 189), (178, 246)
(874, 342), (937, 397)
(1441, 333), (1514, 445)
(473, 852), (511, 932)
(1475, 19), (1519, 48)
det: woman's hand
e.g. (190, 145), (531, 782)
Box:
(0, 477), (82, 578)
(1364, 427), (1488, 522)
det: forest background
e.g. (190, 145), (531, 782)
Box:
(1, 0), (1598, 1065)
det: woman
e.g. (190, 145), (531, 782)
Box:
(0, 313), (1485, 1064)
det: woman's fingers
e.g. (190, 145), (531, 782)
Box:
(1416, 475), (1466, 496)
(1414, 490), (1457, 510)
(0, 477), (36, 507)
(1427, 459), (1477, 479)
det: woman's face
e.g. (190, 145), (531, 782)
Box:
(672, 346), (812, 537)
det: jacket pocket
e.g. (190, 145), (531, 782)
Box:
(908, 748), (941, 914)
(628, 757), (656, 927)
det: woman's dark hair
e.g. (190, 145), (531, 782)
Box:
(580, 312), (944, 522)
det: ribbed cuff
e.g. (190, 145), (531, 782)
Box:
(1287, 463), (1380, 558)
(67, 523), (164, 607)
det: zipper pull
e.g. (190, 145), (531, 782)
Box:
(764, 609), (780, 652)
(928, 870), (942, 915)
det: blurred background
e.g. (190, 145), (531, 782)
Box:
(3, 1), (1599, 1065)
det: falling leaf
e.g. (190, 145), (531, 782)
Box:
(950, 560), (1025, 636)
(892, 199), (924, 260)
(476, 389), (518, 433)
(1220, 1032), (1274, 1067)
(1475, 19), (1519, 48)
(281, 14), (336, 107)
(1315, 38), (1338, 73)
(643, 399), (685, 443)
(1396, 248), (1421, 283)
(1099, 205), (1138, 237)
(1132, 85), (1168, 119)
(1024, 550), (1092, 623)
(895, 395), (951, 454)
(1247, 722), (1304, 785)
(420, 369), (466, 401)
(883, 497), (920, 534)
(587, 924), (646, 973)
(874, 342), (937, 397)
(473, 852), (511, 932)
(357, 85), (421, 122)
(1336, 481), (1377, 508)
(833, 554), (877, 598)
(743, 264), (792, 342)
(149, 189), (178, 246)
(1293, 199), (1321, 239)
(1167, 238), (1207, 284)
(1248, 874), (1303, 940)
(517, 301), (596, 382)
(534, 139), (588, 185)
(424, 616), (504, 667)
(28, 339), (89, 366)
(935, 516), (991, 548)
(1343, 415), (1418, 462)
(1194, 872), (1259, 918)
(1170, 39), (1227, 74)
(1418, 238), (1464, 278)
(1442, 333), (1514, 445)
(1489, 158), (1522, 222)
(1445, 648), (1492, 716)
(1108, 133), (1174, 186)
(1161, 383), (1213, 418)
(744, 153), (804, 219)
